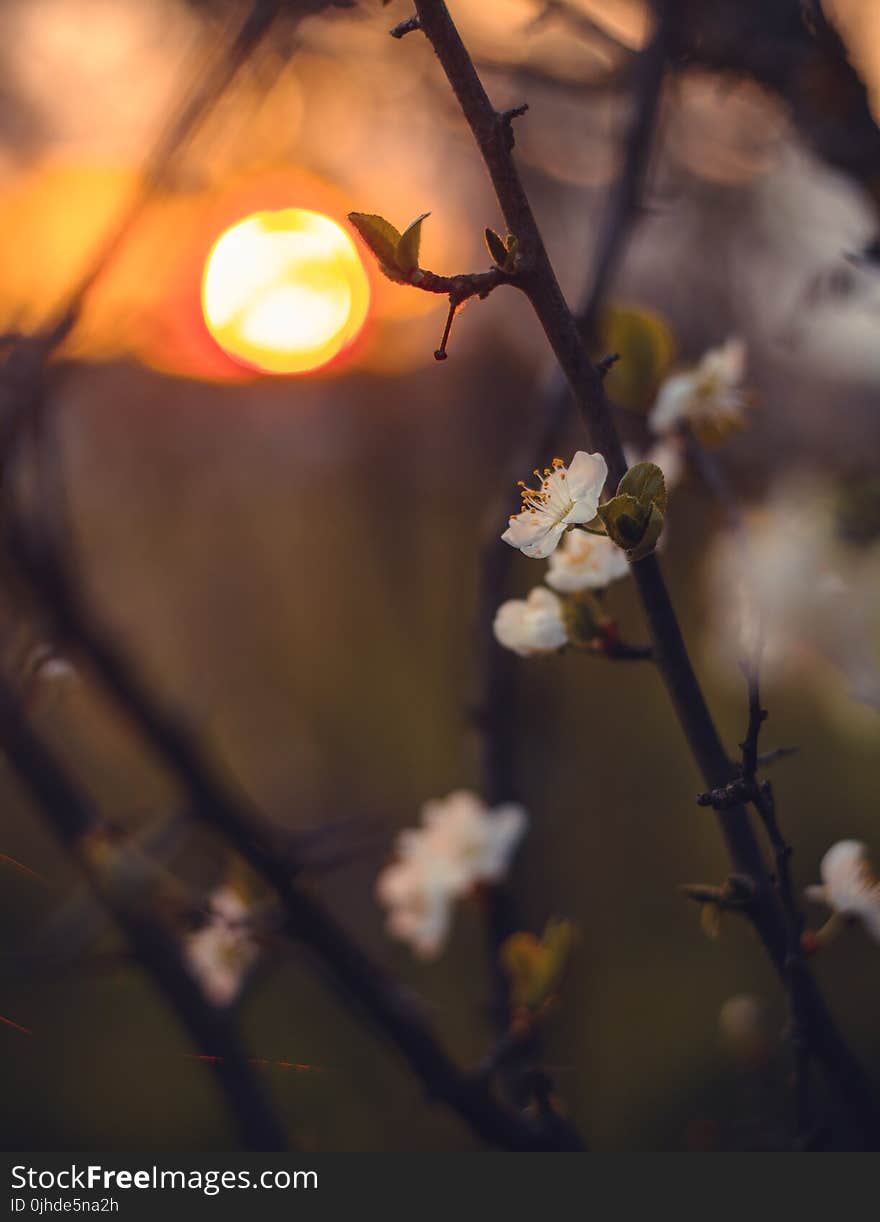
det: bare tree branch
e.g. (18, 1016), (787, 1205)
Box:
(1, 512), (584, 1152)
(404, 0), (880, 1148)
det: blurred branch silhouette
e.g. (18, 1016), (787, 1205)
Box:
(0, 673), (290, 1151)
(0, 483), (585, 1151)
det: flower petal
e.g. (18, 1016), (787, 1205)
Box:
(649, 373), (694, 434)
(502, 515), (567, 558)
(565, 451), (608, 516)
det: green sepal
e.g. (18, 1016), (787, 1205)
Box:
(618, 461), (667, 517)
(485, 227), (508, 267)
(626, 501), (664, 561)
(396, 212), (430, 275)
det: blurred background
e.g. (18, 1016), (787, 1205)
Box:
(0, 0), (878, 1151)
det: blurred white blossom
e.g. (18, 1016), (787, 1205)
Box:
(624, 436), (686, 495)
(376, 790), (528, 959)
(645, 436), (686, 493)
(707, 481), (880, 705)
(805, 840), (880, 942)
(184, 885), (259, 1007)
(545, 528), (630, 593)
(649, 338), (749, 436)
(502, 451), (608, 559)
(493, 586), (567, 656)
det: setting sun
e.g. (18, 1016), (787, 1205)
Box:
(201, 207), (370, 375)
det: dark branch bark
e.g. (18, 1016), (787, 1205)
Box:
(409, 0), (880, 1148)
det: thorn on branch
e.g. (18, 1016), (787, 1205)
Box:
(434, 299), (458, 361)
(419, 268), (510, 360)
(498, 103), (529, 151)
(390, 15), (421, 39)
(597, 352), (620, 380)
(680, 872), (757, 913)
(696, 777), (752, 810)
(756, 745), (800, 768)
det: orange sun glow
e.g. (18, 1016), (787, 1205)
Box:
(201, 207), (370, 375)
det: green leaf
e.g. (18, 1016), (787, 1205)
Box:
(625, 502), (664, 561)
(574, 516), (607, 536)
(598, 492), (664, 561)
(395, 212), (430, 275)
(501, 918), (576, 1013)
(590, 305), (676, 413)
(598, 493), (644, 545)
(618, 461), (667, 516)
(484, 227), (508, 268)
(348, 212), (402, 271)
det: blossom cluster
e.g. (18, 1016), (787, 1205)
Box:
(494, 443), (681, 657)
(376, 790), (527, 958)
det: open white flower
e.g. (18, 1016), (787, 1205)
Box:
(493, 586), (567, 656)
(649, 337), (748, 436)
(376, 790), (528, 959)
(805, 840), (880, 942)
(184, 885), (259, 1006)
(545, 529), (630, 593)
(502, 451), (608, 559)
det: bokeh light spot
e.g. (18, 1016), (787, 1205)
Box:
(201, 208), (369, 374)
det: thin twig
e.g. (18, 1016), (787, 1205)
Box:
(741, 659), (812, 1143)
(1, 515), (584, 1152)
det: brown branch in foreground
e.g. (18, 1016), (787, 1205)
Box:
(407, 0), (880, 1147)
(0, 675), (289, 1151)
(1, 516), (584, 1152)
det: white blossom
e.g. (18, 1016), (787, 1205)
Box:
(649, 337), (748, 436)
(502, 451), (608, 559)
(545, 528), (630, 593)
(805, 840), (880, 942)
(493, 586), (567, 656)
(184, 885), (259, 1006)
(376, 790), (528, 959)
